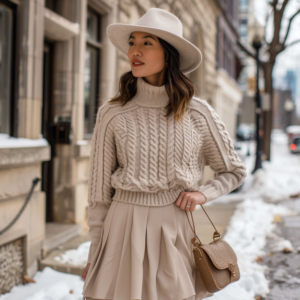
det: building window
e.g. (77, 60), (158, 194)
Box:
(240, 19), (248, 38)
(239, 0), (249, 9)
(0, 2), (14, 134)
(45, 0), (57, 12)
(84, 6), (102, 137)
(240, 18), (247, 25)
(45, 0), (73, 22)
(223, 33), (234, 78)
(86, 7), (101, 41)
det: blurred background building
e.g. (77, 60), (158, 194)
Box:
(237, 0), (265, 126)
(0, 0), (244, 290)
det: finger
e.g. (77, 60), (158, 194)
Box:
(190, 200), (197, 212)
(180, 194), (188, 210)
(186, 199), (193, 211)
(185, 197), (193, 211)
(176, 192), (184, 207)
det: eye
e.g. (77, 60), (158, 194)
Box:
(128, 42), (152, 46)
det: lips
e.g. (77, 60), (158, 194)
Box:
(132, 59), (144, 66)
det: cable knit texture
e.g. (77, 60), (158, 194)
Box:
(86, 76), (246, 262)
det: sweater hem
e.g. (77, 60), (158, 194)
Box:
(112, 186), (186, 206)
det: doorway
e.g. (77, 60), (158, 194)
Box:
(41, 40), (55, 223)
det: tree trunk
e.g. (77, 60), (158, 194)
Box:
(262, 62), (275, 161)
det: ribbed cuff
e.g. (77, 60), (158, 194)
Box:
(198, 185), (219, 203)
(87, 242), (98, 264)
(198, 190), (208, 204)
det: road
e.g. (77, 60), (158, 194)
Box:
(257, 131), (300, 300)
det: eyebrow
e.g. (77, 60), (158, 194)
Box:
(128, 34), (157, 41)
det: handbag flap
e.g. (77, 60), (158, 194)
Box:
(200, 239), (237, 269)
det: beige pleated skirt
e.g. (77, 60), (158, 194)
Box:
(82, 199), (214, 300)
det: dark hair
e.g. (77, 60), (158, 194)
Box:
(107, 37), (197, 122)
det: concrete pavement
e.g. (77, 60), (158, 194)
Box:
(258, 197), (300, 300)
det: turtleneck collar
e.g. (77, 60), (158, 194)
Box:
(132, 77), (169, 108)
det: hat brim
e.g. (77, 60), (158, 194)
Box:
(106, 23), (202, 74)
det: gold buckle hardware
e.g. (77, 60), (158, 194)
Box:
(213, 231), (222, 241)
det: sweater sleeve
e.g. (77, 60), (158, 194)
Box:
(194, 103), (247, 203)
(86, 104), (118, 264)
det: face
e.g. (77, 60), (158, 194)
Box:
(127, 31), (166, 86)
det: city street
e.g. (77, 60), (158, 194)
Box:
(1, 0), (300, 299)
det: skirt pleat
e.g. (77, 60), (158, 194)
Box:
(82, 200), (214, 300)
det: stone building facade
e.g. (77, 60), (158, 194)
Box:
(0, 0), (242, 287)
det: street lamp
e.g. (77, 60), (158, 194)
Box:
(251, 28), (264, 174)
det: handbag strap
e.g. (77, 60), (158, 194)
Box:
(185, 204), (221, 246)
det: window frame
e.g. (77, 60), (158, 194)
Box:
(84, 5), (103, 139)
(0, 0), (18, 136)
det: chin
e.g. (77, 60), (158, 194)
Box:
(132, 70), (147, 77)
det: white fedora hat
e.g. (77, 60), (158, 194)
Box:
(106, 8), (202, 74)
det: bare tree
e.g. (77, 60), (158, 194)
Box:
(238, 0), (300, 161)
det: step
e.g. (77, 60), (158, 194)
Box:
(42, 223), (83, 258)
(39, 232), (90, 276)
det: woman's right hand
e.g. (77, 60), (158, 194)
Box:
(81, 263), (91, 281)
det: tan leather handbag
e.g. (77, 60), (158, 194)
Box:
(185, 205), (240, 293)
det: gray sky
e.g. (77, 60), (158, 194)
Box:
(254, 0), (300, 81)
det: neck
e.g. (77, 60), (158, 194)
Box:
(132, 77), (169, 108)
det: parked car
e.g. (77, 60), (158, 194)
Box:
(236, 123), (256, 141)
(286, 125), (300, 145)
(290, 137), (300, 154)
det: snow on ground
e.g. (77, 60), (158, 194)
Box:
(267, 231), (294, 252)
(0, 267), (84, 300)
(209, 198), (295, 300)
(54, 241), (91, 266)
(214, 130), (300, 204)
(247, 130), (300, 201)
(209, 130), (299, 300)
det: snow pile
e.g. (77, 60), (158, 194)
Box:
(76, 140), (89, 145)
(0, 267), (84, 300)
(250, 164), (300, 202)
(271, 129), (289, 144)
(267, 231), (294, 252)
(0, 133), (49, 148)
(54, 241), (91, 266)
(240, 130), (300, 202)
(209, 197), (295, 300)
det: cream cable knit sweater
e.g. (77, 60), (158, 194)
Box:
(86, 76), (246, 263)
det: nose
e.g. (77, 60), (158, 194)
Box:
(130, 42), (143, 55)
(132, 48), (142, 56)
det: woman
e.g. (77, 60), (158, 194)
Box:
(81, 7), (246, 300)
